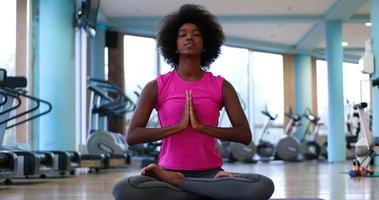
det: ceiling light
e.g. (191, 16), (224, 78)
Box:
(365, 22), (372, 27)
(286, 6), (296, 11)
(341, 42), (348, 47)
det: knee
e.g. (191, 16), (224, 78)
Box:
(263, 175), (275, 197)
(255, 175), (275, 200)
(112, 178), (129, 200)
(238, 173), (275, 200)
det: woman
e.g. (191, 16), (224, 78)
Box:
(113, 4), (274, 200)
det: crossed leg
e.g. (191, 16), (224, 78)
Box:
(141, 164), (274, 200)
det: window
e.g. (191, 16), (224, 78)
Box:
(251, 52), (284, 123)
(0, 1), (18, 147)
(251, 52), (284, 142)
(0, 0), (16, 74)
(123, 35), (286, 140)
(316, 60), (329, 128)
(343, 62), (370, 105)
(159, 55), (172, 75)
(124, 35), (158, 127)
(316, 60), (370, 132)
(210, 46), (250, 127)
(124, 35), (157, 103)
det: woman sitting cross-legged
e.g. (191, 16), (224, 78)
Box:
(112, 4), (275, 200)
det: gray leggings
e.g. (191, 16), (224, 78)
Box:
(112, 168), (275, 200)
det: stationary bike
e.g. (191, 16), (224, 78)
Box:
(255, 108), (277, 160)
(300, 108), (322, 160)
(275, 108), (301, 161)
(217, 94), (256, 163)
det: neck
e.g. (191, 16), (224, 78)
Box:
(177, 57), (203, 81)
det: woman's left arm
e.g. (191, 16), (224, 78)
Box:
(191, 80), (252, 145)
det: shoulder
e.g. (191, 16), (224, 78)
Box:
(142, 80), (158, 97)
(205, 71), (224, 86)
(158, 70), (175, 81)
(222, 79), (236, 95)
(157, 70), (175, 87)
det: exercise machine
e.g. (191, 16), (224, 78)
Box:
(84, 78), (133, 169)
(229, 141), (256, 163)
(321, 100), (362, 159)
(0, 69), (79, 181)
(128, 86), (162, 167)
(300, 108), (322, 160)
(0, 151), (17, 183)
(217, 94), (256, 163)
(349, 77), (379, 177)
(275, 108), (301, 161)
(349, 102), (378, 177)
(255, 108), (277, 160)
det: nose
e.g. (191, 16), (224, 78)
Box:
(185, 33), (193, 40)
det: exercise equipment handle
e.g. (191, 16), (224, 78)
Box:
(261, 109), (277, 121)
(302, 108), (320, 124)
(353, 102), (368, 110)
(284, 107), (301, 122)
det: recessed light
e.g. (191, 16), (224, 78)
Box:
(365, 22), (372, 27)
(341, 42), (348, 47)
(286, 6), (296, 12)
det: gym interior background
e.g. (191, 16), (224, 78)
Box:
(0, 0), (379, 199)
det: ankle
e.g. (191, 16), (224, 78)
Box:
(170, 172), (184, 187)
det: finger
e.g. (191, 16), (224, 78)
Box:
(185, 90), (190, 110)
(186, 89), (189, 101)
(189, 90), (193, 110)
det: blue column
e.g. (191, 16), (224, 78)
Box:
(90, 24), (106, 79)
(371, 0), (379, 137)
(33, 0), (76, 150)
(294, 54), (313, 139)
(325, 20), (346, 162)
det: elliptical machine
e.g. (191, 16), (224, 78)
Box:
(85, 78), (134, 168)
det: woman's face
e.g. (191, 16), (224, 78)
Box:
(176, 23), (204, 56)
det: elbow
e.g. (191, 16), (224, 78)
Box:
(126, 137), (136, 146)
(242, 129), (252, 145)
(126, 137), (139, 146)
(126, 131), (138, 146)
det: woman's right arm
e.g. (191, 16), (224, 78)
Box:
(126, 80), (188, 146)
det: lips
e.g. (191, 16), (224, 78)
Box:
(184, 42), (195, 48)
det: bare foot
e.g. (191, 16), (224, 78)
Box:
(141, 164), (184, 187)
(214, 171), (235, 179)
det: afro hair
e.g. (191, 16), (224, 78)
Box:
(156, 4), (224, 70)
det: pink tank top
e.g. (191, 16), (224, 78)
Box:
(156, 70), (224, 170)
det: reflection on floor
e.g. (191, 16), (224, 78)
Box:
(0, 160), (378, 200)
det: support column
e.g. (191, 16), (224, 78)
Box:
(325, 20), (346, 162)
(33, 0), (76, 150)
(294, 54), (313, 139)
(371, 0), (379, 137)
(90, 24), (106, 79)
(108, 32), (125, 134)
(16, 0), (30, 149)
(283, 55), (296, 129)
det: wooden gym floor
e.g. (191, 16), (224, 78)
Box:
(0, 160), (378, 200)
